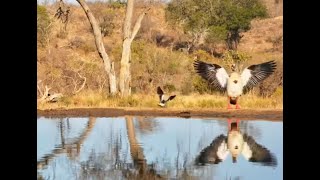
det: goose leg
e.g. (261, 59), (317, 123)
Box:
(235, 97), (241, 109)
(236, 119), (240, 130)
(227, 97), (232, 109)
(227, 119), (232, 131)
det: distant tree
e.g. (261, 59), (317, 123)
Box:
(166, 0), (267, 50)
(37, 5), (52, 47)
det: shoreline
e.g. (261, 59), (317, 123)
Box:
(37, 107), (283, 121)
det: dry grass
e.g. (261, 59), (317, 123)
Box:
(37, 89), (282, 110)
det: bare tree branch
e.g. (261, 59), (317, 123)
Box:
(130, 8), (150, 42)
(38, 85), (51, 101)
(74, 72), (86, 94)
(76, 0), (118, 94)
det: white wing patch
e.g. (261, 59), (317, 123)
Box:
(216, 68), (229, 88)
(217, 140), (229, 160)
(240, 68), (252, 87)
(241, 142), (253, 160)
(160, 94), (164, 101)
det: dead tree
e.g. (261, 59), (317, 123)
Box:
(119, 1), (150, 97)
(76, 0), (118, 95)
(37, 81), (63, 103)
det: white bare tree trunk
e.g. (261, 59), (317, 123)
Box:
(119, 0), (148, 97)
(76, 0), (117, 95)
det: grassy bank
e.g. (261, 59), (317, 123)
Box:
(37, 90), (282, 110)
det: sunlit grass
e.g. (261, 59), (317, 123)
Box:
(37, 90), (283, 110)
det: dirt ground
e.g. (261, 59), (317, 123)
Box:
(37, 108), (283, 121)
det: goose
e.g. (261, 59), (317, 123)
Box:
(157, 86), (176, 107)
(195, 119), (277, 166)
(193, 60), (277, 109)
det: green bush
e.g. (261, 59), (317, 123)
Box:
(37, 5), (52, 47)
(166, 0), (267, 44)
(192, 76), (213, 94)
(221, 50), (251, 69)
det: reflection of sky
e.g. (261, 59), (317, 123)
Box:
(37, 117), (89, 161)
(37, 117), (282, 180)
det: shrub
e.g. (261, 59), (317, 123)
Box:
(37, 5), (52, 47)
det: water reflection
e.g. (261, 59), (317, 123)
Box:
(195, 119), (277, 166)
(37, 116), (283, 180)
(37, 117), (96, 170)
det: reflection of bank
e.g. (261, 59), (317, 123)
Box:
(195, 118), (277, 166)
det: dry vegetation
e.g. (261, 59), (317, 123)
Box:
(37, 0), (283, 110)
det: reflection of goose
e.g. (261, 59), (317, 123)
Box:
(193, 60), (276, 109)
(157, 86), (176, 107)
(195, 119), (277, 166)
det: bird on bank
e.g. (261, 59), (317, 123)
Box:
(193, 60), (276, 109)
(157, 86), (176, 107)
(195, 119), (277, 166)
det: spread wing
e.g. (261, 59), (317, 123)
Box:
(195, 134), (228, 165)
(241, 60), (277, 94)
(193, 60), (229, 92)
(166, 95), (176, 101)
(157, 86), (164, 101)
(242, 133), (277, 167)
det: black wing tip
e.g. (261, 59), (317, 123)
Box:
(266, 60), (277, 72)
(157, 86), (163, 95)
(193, 60), (203, 68)
(266, 60), (277, 67)
(193, 60), (222, 71)
(169, 95), (176, 101)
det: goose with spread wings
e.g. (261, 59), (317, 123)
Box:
(157, 86), (176, 107)
(193, 60), (277, 109)
(195, 120), (277, 166)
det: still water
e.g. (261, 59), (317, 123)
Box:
(37, 116), (283, 180)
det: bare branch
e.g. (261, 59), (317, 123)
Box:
(130, 8), (150, 42)
(38, 85), (51, 102)
(63, 75), (78, 92)
(63, 72), (86, 95)
(74, 72), (86, 94)
(76, 0), (118, 94)
(99, 77), (107, 93)
(37, 80), (43, 97)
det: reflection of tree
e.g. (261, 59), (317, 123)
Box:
(77, 116), (163, 179)
(174, 141), (199, 180)
(37, 117), (96, 170)
(125, 116), (162, 179)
